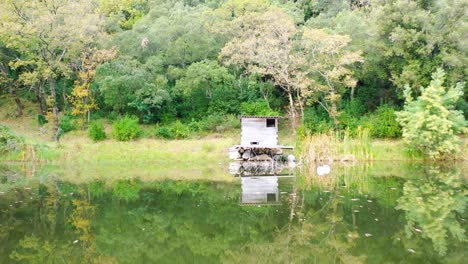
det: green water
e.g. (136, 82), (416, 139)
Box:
(0, 162), (466, 263)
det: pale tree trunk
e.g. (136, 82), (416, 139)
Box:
(48, 77), (60, 141)
(330, 91), (339, 127)
(10, 84), (23, 117)
(287, 86), (297, 135)
(33, 85), (45, 115)
(296, 88), (304, 124)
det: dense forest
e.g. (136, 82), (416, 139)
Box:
(0, 0), (466, 140)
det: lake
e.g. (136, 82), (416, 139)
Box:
(0, 161), (466, 263)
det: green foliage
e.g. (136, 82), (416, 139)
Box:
(37, 114), (48, 126)
(363, 105), (402, 138)
(154, 121), (190, 140)
(88, 121), (107, 142)
(112, 116), (141, 141)
(240, 100), (280, 116)
(112, 180), (141, 202)
(59, 115), (76, 133)
(396, 166), (466, 256)
(396, 69), (466, 159)
(0, 124), (24, 154)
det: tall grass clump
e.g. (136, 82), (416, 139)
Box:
(112, 116), (141, 141)
(88, 121), (107, 141)
(301, 128), (372, 163)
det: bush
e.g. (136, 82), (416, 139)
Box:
(112, 116), (141, 141)
(59, 115), (76, 133)
(364, 105), (401, 138)
(240, 100), (280, 116)
(38, 114), (48, 126)
(198, 114), (239, 132)
(154, 121), (190, 139)
(88, 121), (107, 141)
(0, 125), (24, 155)
(303, 108), (334, 134)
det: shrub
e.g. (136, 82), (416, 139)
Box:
(0, 125), (24, 155)
(112, 116), (141, 141)
(240, 100), (280, 116)
(396, 69), (466, 159)
(59, 115), (76, 133)
(154, 121), (190, 139)
(154, 126), (174, 139)
(303, 108), (334, 134)
(198, 114), (239, 132)
(38, 114), (48, 126)
(364, 105), (401, 138)
(88, 121), (107, 141)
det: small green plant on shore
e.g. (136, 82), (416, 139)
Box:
(59, 115), (76, 133)
(88, 121), (107, 141)
(112, 116), (141, 141)
(396, 69), (466, 159)
(0, 124), (24, 155)
(154, 121), (190, 139)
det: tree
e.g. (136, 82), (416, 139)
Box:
(95, 57), (171, 122)
(396, 69), (466, 159)
(300, 28), (363, 125)
(220, 8), (303, 132)
(174, 60), (236, 118)
(0, 0), (106, 140)
(69, 48), (117, 126)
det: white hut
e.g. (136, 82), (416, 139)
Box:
(229, 115), (293, 160)
(240, 115), (281, 147)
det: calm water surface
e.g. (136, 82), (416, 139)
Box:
(0, 162), (466, 263)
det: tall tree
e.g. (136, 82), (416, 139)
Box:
(0, 0), (106, 140)
(300, 28), (363, 125)
(220, 8), (303, 132)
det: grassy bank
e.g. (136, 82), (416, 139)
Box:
(299, 132), (467, 162)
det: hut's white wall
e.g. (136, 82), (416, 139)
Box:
(241, 118), (278, 146)
(241, 176), (279, 204)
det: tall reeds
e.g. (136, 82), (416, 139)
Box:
(300, 127), (372, 163)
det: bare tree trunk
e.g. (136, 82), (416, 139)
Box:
(296, 88), (304, 124)
(10, 85), (23, 117)
(287, 87), (297, 134)
(33, 85), (45, 115)
(331, 98), (339, 127)
(48, 77), (60, 141)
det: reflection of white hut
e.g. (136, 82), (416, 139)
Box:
(241, 176), (279, 204)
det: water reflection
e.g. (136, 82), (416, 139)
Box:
(0, 162), (466, 263)
(229, 161), (295, 206)
(396, 165), (466, 256)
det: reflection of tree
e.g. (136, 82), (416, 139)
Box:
(224, 189), (366, 263)
(396, 166), (466, 256)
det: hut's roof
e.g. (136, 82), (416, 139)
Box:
(239, 115), (283, 119)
